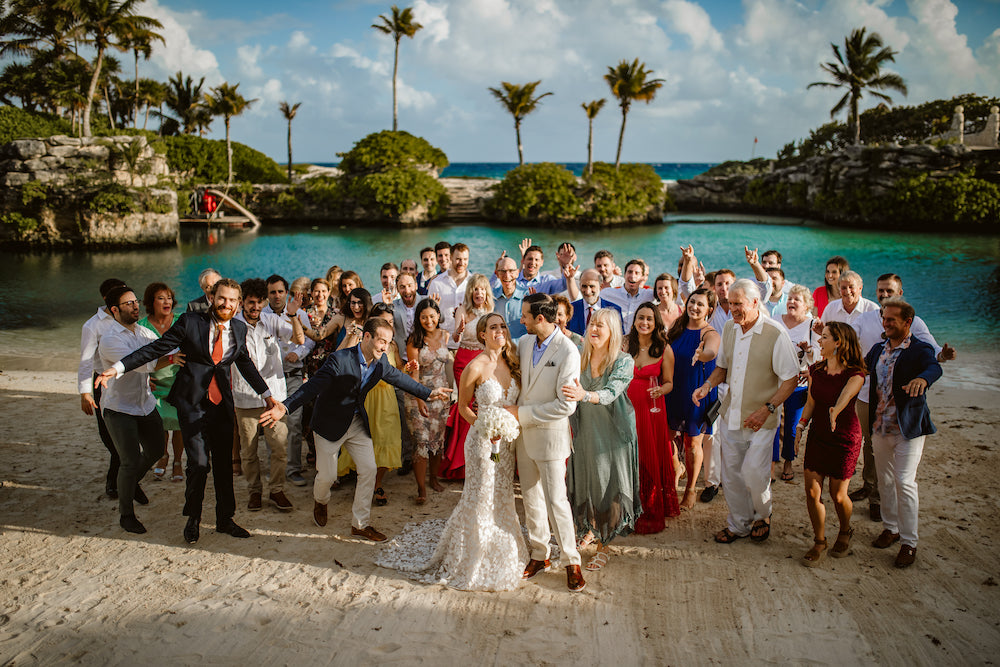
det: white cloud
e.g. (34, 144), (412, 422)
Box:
(329, 43), (390, 77)
(288, 30), (315, 53)
(142, 0), (223, 84)
(661, 0), (724, 51)
(236, 44), (263, 79)
(413, 1), (450, 43)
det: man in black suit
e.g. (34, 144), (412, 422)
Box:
(260, 317), (451, 541)
(98, 278), (278, 545)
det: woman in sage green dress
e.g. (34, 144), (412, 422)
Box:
(137, 282), (184, 481)
(562, 307), (642, 573)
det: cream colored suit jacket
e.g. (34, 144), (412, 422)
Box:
(516, 329), (580, 461)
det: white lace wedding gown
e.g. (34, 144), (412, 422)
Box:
(376, 378), (528, 591)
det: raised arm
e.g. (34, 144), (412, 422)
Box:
(304, 312), (345, 342)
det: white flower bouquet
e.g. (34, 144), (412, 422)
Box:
(478, 405), (520, 462)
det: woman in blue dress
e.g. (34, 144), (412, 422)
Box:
(666, 288), (720, 510)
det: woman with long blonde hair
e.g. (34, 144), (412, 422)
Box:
(561, 308), (642, 573)
(440, 274), (495, 480)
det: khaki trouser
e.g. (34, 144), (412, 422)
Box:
(235, 406), (288, 494)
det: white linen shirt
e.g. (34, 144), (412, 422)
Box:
(822, 297), (879, 328)
(263, 303), (314, 372)
(98, 321), (160, 416)
(78, 307), (116, 393)
(428, 270), (470, 349)
(232, 311), (293, 408)
(717, 314), (799, 431)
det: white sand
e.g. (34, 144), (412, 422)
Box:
(1, 368), (999, 665)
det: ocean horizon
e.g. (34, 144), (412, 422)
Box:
(309, 162), (715, 180)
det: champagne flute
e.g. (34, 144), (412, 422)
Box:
(648, 377), (662, 413)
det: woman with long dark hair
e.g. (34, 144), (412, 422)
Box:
(666, 288), (720, 510)
(625, 302), (679, 534)
(796, 321), (867, 566)
(812, 255), (849, 318)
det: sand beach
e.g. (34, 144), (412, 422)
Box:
(1, 358), (999, 665)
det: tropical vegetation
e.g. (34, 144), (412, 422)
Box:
(488, 81), (552, 166)
(279, 101), (302, 182)
(808, 27), (907, 146)
(605, 59), (664, 169)
(372, 5), (423, 132)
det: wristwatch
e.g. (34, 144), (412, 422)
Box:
(765, 402), (776, 413)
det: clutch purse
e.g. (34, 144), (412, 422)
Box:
(705, 399), (722, 424)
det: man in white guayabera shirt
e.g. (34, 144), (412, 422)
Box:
(98, 285), (181, 535)
(693, 279), (798, 545)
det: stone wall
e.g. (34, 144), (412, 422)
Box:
(669, 144), (1000, 226)
(0, 135), (178, 247)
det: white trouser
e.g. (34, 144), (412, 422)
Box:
(719, 423), (776, 535)
(872, 432), (925, 548)
(703, 428), (722, 487)
(314, 415), (377, 529)
(516, 441), (581, 567)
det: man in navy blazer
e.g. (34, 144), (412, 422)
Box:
(99, 279), (279, 545)
(261, 317), (451, 541)
(864, 298), (942, 569)
(568, 269), (623, 335)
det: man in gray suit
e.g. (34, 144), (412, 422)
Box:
(507, 293), (585, 592)
(392, 272), (419, 472)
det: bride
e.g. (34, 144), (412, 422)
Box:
(376, 313), (528, 590)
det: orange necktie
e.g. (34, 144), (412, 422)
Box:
(207, 322), (224, 404)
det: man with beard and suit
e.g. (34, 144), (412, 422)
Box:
(507, 293), (585, 592)
(97, 278), (278, 545)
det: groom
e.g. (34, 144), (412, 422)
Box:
(507, 293), (585, 592)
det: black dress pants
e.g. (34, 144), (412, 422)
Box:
(178, 400), (236, 524)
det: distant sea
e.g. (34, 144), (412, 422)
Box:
(310, 162), (715, 180)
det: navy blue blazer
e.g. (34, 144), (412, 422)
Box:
(118, 311), (268, 415)
(568, 298), (623, 335)
(865, 337), (942, 440)
(284, 345), (432, 442)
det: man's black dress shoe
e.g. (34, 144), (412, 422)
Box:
(700, 485), (719, 503)
(216, 519), (251, 538)
(106, 487), (119, 500)
(184, 517), (200, 544)
(120, 514), (147, 534)
(134, 484), (149, 505)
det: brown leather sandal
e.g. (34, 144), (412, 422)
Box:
(803, 539), (828, 567)
(830, 527), (854, 558)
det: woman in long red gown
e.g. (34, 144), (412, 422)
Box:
(626, 302), (679, 534)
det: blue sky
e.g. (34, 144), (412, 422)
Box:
(107, 0), (1000, 163)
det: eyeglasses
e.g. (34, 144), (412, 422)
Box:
(117, 299), (138, 308)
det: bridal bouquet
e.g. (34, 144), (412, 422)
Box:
(478, 405), (520, 462)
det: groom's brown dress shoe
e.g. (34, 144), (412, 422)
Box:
(522, 559), (551, 579)
(566, 565), (586, 592)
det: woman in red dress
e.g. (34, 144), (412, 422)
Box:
(796, 321), (867, 566)
(626, 302), (679, 534)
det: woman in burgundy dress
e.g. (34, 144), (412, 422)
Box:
(625, 302), (679, 534)
(795, 321), (867, 567)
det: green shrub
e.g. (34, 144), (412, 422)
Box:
(486, 162), (582, 222)
(20, 180), (49, 206)
(347, 167), (449, 218)
(0, 210), (39, 234)
(337, 130), (448, 174)
(0, 106), (73, 143)
(160, 134), (286, 184)
(702, 158), (772, 178)
(275, 190), (304, 214)
(303, 176), (345, 208)
(583, 162), (666, 222)
(89, 183), (139, 214)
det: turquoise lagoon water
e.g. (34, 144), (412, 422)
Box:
(1, 219), (997, 371)
(314, 162), (716, 181)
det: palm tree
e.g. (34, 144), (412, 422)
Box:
(279, 101), (302, 182)
(0, 0), (80, 62)
(604, 58), (665, 170)
(204, 82), (257, 185)
(136, 77), (166, 130)
(164, 71), (206, 135)
(488, 81), (552, 166)
(75, 0), (161, 137)
(372, 5), (423, 131)
(119, 20), (164, 128)
(807, 28), (907, 145)
(581, 99), (606, 177)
